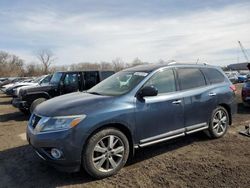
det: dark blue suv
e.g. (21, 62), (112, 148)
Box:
(27, 63), (237, 178)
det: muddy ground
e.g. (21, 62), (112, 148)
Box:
(0, 84), (250, 188)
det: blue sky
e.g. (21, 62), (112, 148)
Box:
(0, 0), (250, 66)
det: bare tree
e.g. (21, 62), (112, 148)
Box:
(0, 51), (24, 76)
(36, 49), (56, 74)
(112, 58), (126, 72)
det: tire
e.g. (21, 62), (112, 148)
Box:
(207, 106), (229, 138)
(82, 128), (129, 179)
(19, 108), (30, 115)
(30, 98), (46, 114)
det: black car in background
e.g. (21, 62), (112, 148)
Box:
(13, 71), (114, 114)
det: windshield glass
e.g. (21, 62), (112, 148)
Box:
(50, 72), (63, 85)
(33, 76), (43, 83)
(87, 71), (148, 96)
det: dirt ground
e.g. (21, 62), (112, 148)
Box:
(0, 84), (250, 188)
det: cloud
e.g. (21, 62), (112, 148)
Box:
(0, 1), (250, 66)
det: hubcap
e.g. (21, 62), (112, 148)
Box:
(212, 110), (228, 134)
(92, 135), (125, 172)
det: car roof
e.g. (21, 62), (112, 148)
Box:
(123, 62), (219, 73)
(56, 70), (113, 73)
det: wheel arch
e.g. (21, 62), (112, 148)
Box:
(218, 103), (232, 125)
(82, 123), (135, 160)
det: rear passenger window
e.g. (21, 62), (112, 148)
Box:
(144, 69), (176, 94)
(84, 72), (100, 89)
(177, 68), (206, 90)
(202, 68), (225, 84)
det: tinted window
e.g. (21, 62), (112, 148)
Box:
(63, 73), (79, 87)
(202, 68), (225, 84)
(144, 69), (176, 94)
(84, 72), (99, 89)
(50, 72), (63, 84)
(177, 68), (206, 90)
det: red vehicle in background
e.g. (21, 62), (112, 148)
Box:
(242, 81), (250, 106)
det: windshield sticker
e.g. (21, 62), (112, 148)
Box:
(134, 72), (148, 77)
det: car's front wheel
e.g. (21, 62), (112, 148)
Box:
(82, 128), (129, 179)
(208, 106), (229, 138)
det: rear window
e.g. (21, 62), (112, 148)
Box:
(201, 68), (225, 84)
(177, 68), (206, 90)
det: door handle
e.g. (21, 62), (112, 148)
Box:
(172, 100), (182, 104)
(209, 92), (217, 96)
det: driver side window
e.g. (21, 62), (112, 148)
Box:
(144, 69), (176, 94)
(63, 73), (79, 87)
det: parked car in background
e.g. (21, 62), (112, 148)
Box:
(224, 71), (238, 84)
(0, 77), (24, 88)
(242, 81), (250, 106)
(4, 75), (52, 96)
(13, 71), (114, 114)
(11, 75), (52, 97)
(27, 63), (237, 179)
(238, 72), (248, 83)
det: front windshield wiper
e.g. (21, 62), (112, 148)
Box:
(87, 91), (102, 95)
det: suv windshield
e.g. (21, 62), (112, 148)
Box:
(50, 72), (63, 85)
(87, 71), (148, 96)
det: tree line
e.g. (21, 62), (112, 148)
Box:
(0, 50), (149, 77)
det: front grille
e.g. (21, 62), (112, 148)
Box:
(30, 114), (41, 129)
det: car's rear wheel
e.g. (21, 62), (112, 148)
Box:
(82, 128), (129, 179)
(208, 106), (229, 138)
(30, 98), (46, 114)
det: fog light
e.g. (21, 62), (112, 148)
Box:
(51, 148), (62, 159)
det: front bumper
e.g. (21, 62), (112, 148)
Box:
(26, 125), (85, 173)
(12, 97), (27, 109)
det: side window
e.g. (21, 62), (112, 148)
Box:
(84, 72), (99, 89)
(63, 73), (79, 87)
(144, 69), (176, 94)
(177, 68), (206, 90)
(201, 68), (225, 84)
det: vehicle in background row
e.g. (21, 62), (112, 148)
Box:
(238, 72), (248, 83)
(27, 63), (237, 179)
(0, 77), (25, 88)
(13, 75), (52, 97)
(224, 71), (238, 84)
(13, 71), (114, 114)
(4, 75), (52, 96)
(242, 81), (250, 107)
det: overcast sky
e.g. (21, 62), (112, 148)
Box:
(0, 0), (250, 66)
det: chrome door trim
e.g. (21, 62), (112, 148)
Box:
(138, 122), (208, 148)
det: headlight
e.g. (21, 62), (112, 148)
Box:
(34, 115), (86, 133)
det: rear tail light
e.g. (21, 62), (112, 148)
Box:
(230, 85), (236, 92)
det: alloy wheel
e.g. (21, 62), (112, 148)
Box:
(212, 109), (228, 135)
(92, 135), (125, 172)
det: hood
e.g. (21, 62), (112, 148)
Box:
(14, 82), (37, 87)
(35, 92), (115, 117)
(24, 84), (54, 94)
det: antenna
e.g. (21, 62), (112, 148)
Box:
(238, 41), (249, 62)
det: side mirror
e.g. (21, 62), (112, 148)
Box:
(138, 86), (158, 98)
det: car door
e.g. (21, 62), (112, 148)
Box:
(176, 68), (217, 131)
(61, 72), (80, 94)
(135, 68), (185, 146)
(84, 71), (100, 90)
